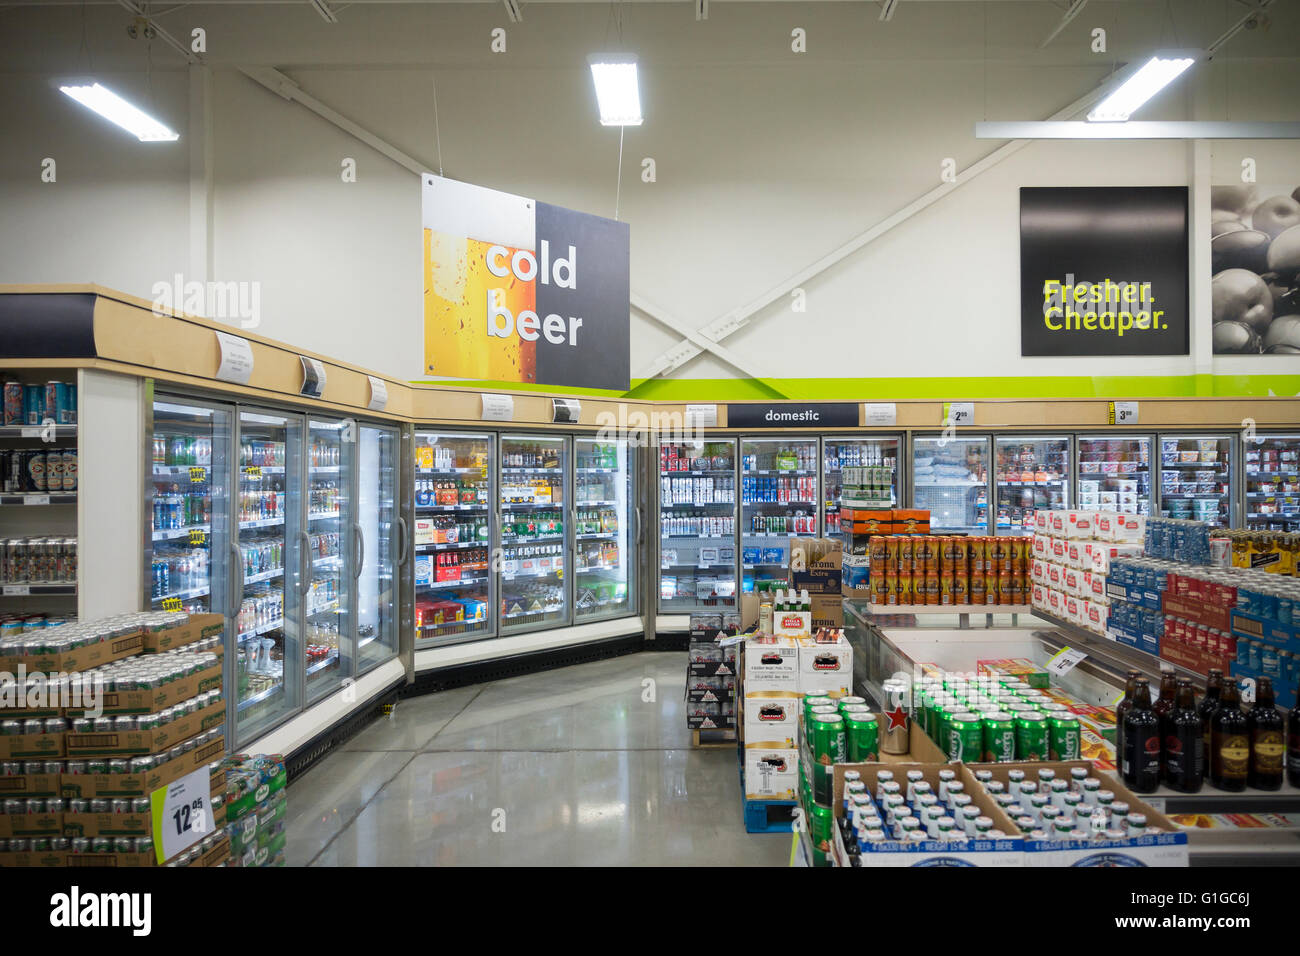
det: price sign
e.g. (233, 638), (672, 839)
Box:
(150, 767), (215, 863)
(22, 495), (50, 506)
(244, 466), (262, 479)
(3, 585), (30, 596)
(189, 467), (206, 483)
(862, 402), (897, 427)
(943, 402), (974, 426)
(215, 331), (254, 385)
(481, 394), (514, 422)
(1108, 401), (1139, 426)
(1046, 646), (1087, 677)
(188, 529), (207, 547)
(366, 375), (388, 412)
(161, 597), (183, 612)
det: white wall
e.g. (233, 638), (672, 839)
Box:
(1, 2), (1297, 392)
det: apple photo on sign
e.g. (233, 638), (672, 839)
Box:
(1210, 184), (1300, 354)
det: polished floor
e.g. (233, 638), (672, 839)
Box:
(284, 652), (791, 866)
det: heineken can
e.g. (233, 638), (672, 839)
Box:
(803, 694), (832, 719)
(879, 680), (910, 755)
(809, 803), (835, 868)
(1048, 714), (1081, 761)
(805, 704), (839, 749)
(3, 798), (23, 814)
(844, 712), (879, 762)
(980, 712), (1016, 763)
(810, 714), (845, 805)
(1014, 711), (1049, 761)
(947, 712), (983, 762)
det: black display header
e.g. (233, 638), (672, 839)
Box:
(726, 403), (858, 428)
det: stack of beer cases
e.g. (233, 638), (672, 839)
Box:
(221, 754), (287, 867)
(0, 611), (230, 867)
(1029, 510), (1144, 638)
(685, 612), (738, 732)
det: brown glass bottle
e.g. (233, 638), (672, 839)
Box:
(1198, 669), (1224, 769)
(1247, 677), (1285, 791)
(1113, 670), (1141, 776)
(1123, 678), (1162, 793)
(1210, 679), (1249, 792)
(1289, 683), (1300, 789)
(1164, 679), (1204, 794)
(1153, 670), (1178, 780)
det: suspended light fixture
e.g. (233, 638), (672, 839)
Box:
(1086, 52), (1198, 122)
(588, 53), (642, 127)
(59, 82), (179, 142)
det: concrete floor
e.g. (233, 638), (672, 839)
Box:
(285, 651), (792, 866)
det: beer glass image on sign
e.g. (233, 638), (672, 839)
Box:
(1210, 185), (1300, 354)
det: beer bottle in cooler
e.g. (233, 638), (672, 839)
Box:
(1164, 679), (1204, 794)
(1198, 669), (1224, 769)
(1209, 678), (1249, 792)
(1152, 670), (1178, 780)
(1247, 676), (1285, 791)
(1113, 670), (1141, 778)
(1122, 677), (1161, 793)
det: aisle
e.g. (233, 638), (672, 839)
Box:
(285, 652), (790, 866)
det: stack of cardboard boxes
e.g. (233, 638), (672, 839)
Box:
(686, 611), (739, 732)
(222, 754), (287, 867)
(840, 509), (930, 596)
(0, 612), (230, 867)
(1029, 510), (1144, 637)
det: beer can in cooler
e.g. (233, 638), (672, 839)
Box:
(43, 717), (66, 735)
(23, 384), (43, 425)
(24, 798), (44, 814)
(45, 450), (63, 494)
(51, 837), (69, 852)
(879, 679), (911, 754)
(947, 712), (983, 762)
(3, 382), (23, 425)
(810, 714), (846, 805)
(62, 384), (77, 425)
(61, 449), (77, 491)
(27, 451), (46, 492)
(22, 760), (45, 774)
(107, 759), (130, 775)
(44, 383), (66, 424)
(85, 759), (107, 774)
(31, 838), (52, 852)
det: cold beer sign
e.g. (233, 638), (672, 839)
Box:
(421, 176), (631, 390)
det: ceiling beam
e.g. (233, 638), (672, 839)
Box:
(114, 0), (202, 64)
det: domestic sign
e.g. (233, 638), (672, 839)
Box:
(1020, 187), (1189, 356)
(421, 176), (630, 390)
(726, 403), (858, 429)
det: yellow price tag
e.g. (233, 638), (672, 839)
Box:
(162, 597), (183, 612)
(189, 467), (206, 483)
(188, 530), (207, 547)
(244, 466), (262, 479)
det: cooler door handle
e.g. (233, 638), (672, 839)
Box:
(395, 516), (409, 568)
(229, 542), (243, 621)
(299, 531), (310, 596)
(354, 522), (365, 578)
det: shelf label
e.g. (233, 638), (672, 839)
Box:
(942, 402), (974, 426)
(481, 394), (514, 422)
(685, 404), (718, 429)
(150, 766), (215, 864)
(244, 466), (262, 479)
(1108, 401), (1139, 426)
(3, 585), (30, 596)
(299, 355), (327, 399)
(862, 402), (897, 427)
(367, 375), (388, 411)
(22, 495), (49, 506)
(188, 530), (207, 547)
(161, 597), (183, 612)
(1046, 646), (1087, 677)
(215, 331), (255, 385)
(1143, 797), (1166, 813)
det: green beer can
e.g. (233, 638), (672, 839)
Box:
(811, 714), (846, 805)
(934, 704), (954, 752)
(1048, 714), (1081, 761)
(837, 696), (867, 712)
(947, 712), (983, 762)
(981, 711), (1017, 763)
(1014, 711), (1049, 761)
(806, 704), (839, 749)
(844, 712), (879, 762)
(809, 803), (835, 868)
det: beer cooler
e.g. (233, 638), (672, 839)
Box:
(573, 437), (636, 622)
(821, 436), (901, 539)
(658, 438), (737, 614)
(993, 435), (1071, 535)
(740, 437), (819, 593)
(499, 434), (569, 634)
(910, 435), (991, 534)
(1243, 433), (1300, 531)
(147, 394), (400, 748)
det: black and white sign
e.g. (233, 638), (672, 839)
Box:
(1021, 187), (1189, 356)
(726, 403), (858, 429)
(551, 398), (581, 424)
(299, 356), (326, 398)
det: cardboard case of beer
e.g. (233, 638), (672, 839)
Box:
(741, 636), (799, 692)
(796, 634), (853, 696)
(828, 764), (1025, 867)
(742, 691), (800, 747)
(743, 744), (799, 800)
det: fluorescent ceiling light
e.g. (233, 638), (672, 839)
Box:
(588, 54), (642, 127)
(59, 83), (179, 141)
(1086, 53), (1198, 122)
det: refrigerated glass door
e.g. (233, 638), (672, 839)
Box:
(150, 399), (231, 617)
(822, 436), (900, 538)
(500, 434), (568, 633)
(235, 409), (303, 744)
(305, 418), (351, 702)
(574, 438), (635, 621)
(1158, 434), (1234, 527)
(357, 423), (399, 672)
(658, 439), (737, 613)
(414, 432), (493, 646)
(741, 438), (818, 592)
(1243, 434), (1300, 531)
(1076, 435), (1152, 518)
(994, 435), (1070, 535)
(911, 435), (991, 533)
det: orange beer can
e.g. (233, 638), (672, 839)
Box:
(968, 569), (986, 604)
(869, 535), (888, 568)
(967, 536), (986, 574)
(896, 571), (913, 606)
(884, 535), (900, 571)
(939, 567), (954, 605)
(872, 571), (889, 604)
(884, 570), (899, 606)
(997, 570), (1012, 605)
(897, 536), (914, 575)
(952, 570), (968, 605)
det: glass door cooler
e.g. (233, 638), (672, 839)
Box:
(499, 434), (568, 633)
(574, 438), (636, 621)
(658, 439), (736, 613)
(1243, 434), (1300, 531)
(911, 435), (991, 533)
(741, 437), (818, 592)
(1076, 435), (1152, 517)
(993, 435), (1070, 535)
(234, 410), (303, 743)
(356, 423), (400, 672)
(304, 418), (350, 702)
(1158, 434), (1235, 527)
(413, 432), (493, 646)
(822, 437), (900, 538)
